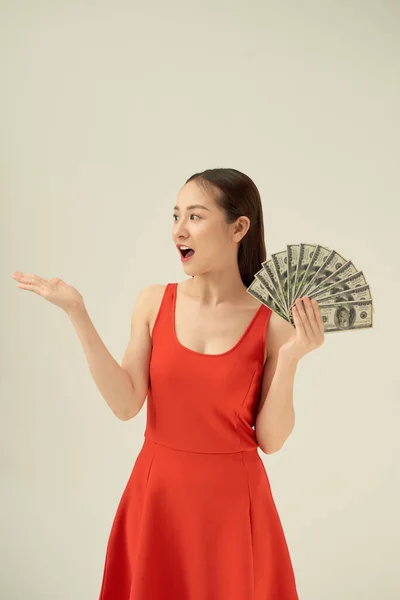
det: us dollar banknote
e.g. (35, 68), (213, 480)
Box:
(292, 243), (321, 303)
(254, 267), (288, 316)
(287, 299), (373, 331)
(301, 250), (351, 298)
(260, 258), (288, 314)
(315, 284), (372, 306)
(247, 278), (289, 321)
(271, 249), (290, 309)
(247, 243), (374, 333)
(310, 271), (369, 301)
(287, 244), (300, 308)
(312, 299), (373, 332)
(296, 244), (333, 300)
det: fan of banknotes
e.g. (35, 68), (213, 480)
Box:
(247, 243), (374, 332)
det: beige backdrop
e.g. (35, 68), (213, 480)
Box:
(2, 1), (399, 599)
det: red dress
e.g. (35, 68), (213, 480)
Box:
(98, 282), (299, 599)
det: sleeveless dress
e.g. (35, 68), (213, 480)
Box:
(98, 282), (299, 600)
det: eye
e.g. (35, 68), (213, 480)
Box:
(172, 214), (200, 221)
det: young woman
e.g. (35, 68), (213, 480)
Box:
(13, 167), (324, 599)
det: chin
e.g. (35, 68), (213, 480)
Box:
(182, 263), (197, 274)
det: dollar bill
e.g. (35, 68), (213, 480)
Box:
(254, 267), (288, 315)
(288, 298), (373, 331)
(315, 299), (373, 332)
(247, 278), (289, 321)
(297, 245), (335, 299)
(271, 249), (290, 309)
(261, 258), (288, 313)
(292, 243), (323, 303)
(315, 284), (372, 306)
(247, 242), (374, 333)
(309, 270), (368, 301)
(306, 259), (358, 298)
(287, 244), (300, 308)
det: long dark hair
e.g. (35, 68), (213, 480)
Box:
(185, 168), (266, 288)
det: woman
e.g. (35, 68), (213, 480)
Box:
(13, 167), (325, 599)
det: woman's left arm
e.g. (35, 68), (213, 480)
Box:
(255, 296), (325, 454)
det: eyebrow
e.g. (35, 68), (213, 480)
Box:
(173, 204), (211, 211)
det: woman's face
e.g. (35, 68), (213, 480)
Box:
(172, 181), (248, 276)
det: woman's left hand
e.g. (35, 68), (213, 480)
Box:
(280, 296), (325, 361)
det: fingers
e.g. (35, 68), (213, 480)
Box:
(13, 273), (45, 283)
(311, 297), (325, 336)
(292, 301), (309, 342)
(13, 272), (45, 293)
(294, 296), (324, 344)
(300, 297), (321, 339)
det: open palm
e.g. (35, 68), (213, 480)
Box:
(12, 272), (83, 314)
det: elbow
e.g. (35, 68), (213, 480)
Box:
(113, 404), (138, 422)
(257, 424), (295, 455)
(116, 404), (140, 421)
(114, 387), (146, 421)
(117, 412), (134, 421)
(255, 429), (284, 454)
(113, 409), (132, 421)
(115, 396), (145, 421)
(258, 441), (282, 455)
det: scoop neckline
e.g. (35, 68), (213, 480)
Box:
(171, 282), (264, 358)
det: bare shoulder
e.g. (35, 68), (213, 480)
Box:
(145, 283), (168, 335)
(141, 283), (167, 300)
(147, 283), (168, 299)
(134, 283), (162, 313)
(126, 283), (163, 330)
(265, 309), (295, 358)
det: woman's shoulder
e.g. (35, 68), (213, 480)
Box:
(144, 283), (174, 327)
(143, 282), (169, 304)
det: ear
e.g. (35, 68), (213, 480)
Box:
(233, 216), (251, 242)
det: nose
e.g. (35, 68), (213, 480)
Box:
(173, 217), (189, 239)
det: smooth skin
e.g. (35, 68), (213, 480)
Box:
(12, 272), (84, 315)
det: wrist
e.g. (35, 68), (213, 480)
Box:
(278, 344), (302, 365)
(66, 301), (87, 320)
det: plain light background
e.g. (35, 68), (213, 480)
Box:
(2, 1), (399, 599)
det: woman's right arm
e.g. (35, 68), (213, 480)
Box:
(12, 271), (152, 421)
(68, 285), (153, 421)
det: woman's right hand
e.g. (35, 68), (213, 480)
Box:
(12, 272), (84, 315)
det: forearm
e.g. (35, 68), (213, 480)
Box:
(67, 304), (136, 420)
(255, 351), (299, 453)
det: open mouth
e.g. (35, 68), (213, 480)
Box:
(179, 247), (195, 258)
